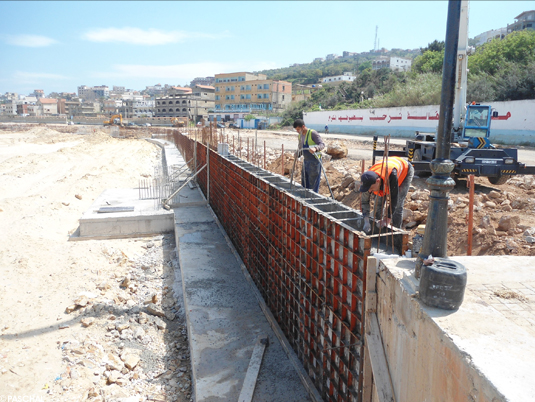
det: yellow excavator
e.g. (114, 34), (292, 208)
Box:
(171, 117), (188, 128)
(104, 114), (124, 127)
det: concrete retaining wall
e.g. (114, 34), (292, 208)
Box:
(305, 99), (535, 145)
(368, 257), (535, 402)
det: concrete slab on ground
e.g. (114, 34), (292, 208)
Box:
(78, 188), (174, 238)
(379, 256), (535, 402)
(174, 204), (314, 402)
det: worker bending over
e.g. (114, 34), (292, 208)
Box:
(359, 157), (414, 232)
(293, 119), (326, 193)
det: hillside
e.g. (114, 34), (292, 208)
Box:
(263, 31), (535, 127)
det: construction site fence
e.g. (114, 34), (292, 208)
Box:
(169, 129), (407, 402)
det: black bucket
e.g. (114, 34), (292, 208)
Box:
(419, 258), (467, 310)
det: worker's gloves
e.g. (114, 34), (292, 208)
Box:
(362, 218), (371, 234)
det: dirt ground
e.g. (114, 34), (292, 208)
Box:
(0, 125), (192, 401)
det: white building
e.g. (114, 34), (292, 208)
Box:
(77, 85), (109, 101)
(4, 101), (17, 115)
(372, 56), (412, 71)
(474, 27), (508, 46)
(322, 72), (356, 84)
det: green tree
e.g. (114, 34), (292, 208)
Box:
(358, 61), (372, 72)
(467, 73), (496, 103)
(420, 40), (445, 54)
(413, 51), (444, 73)
(468, 30), (535, 76)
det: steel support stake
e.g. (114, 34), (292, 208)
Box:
(415, 0), (461, 278)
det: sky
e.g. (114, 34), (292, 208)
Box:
(1, 1), (533, 96)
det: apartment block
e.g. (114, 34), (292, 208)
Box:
(38, 98), (58, 115)
(33, 89), (44, 99)
(122, 99), (155, 118)
(154, 85), (214, 121)
(77, 85), (110, 101)
(212, 72), (291, 120)
(65, 100), (101, 116)
(508, 10), (535, 33)
(474, 27), (508, 46)
(372, 56), (412, 71)
(103, 99), (124, 115)
(190, 77), (215, 87)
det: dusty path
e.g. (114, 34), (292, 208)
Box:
(0, 126), (192, 401)
(220, 128), (535, 165)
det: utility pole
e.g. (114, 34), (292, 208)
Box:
(415, 0), (462, 277)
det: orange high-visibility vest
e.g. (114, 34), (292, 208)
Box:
(369, 157), (409, 197)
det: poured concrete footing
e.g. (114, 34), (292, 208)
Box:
(77, 188), (174, 239)
(174, 204), (317, 402)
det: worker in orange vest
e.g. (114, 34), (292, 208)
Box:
(359, 157), (414, 232)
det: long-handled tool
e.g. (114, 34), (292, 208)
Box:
(312, 151), (335, 199)
(289, 149), (299, 191)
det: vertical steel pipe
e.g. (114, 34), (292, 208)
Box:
(416, 0), (462, 277)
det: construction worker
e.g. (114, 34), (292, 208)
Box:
(359, 157), (414, 233)
(324, 124), (329, 134)
(294, 119), (326, 193)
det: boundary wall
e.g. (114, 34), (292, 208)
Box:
(171, 130), (408, 402)
(304, 99), (535, 144)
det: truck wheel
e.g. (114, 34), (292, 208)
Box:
(419, 258), (467, 310)
(488, 175), (509, 185)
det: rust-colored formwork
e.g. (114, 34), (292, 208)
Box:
(172, 132), (407, 402)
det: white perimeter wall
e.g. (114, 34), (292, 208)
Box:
(304, 99), (535, 145)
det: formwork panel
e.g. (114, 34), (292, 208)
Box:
(172, 133), (407, 402)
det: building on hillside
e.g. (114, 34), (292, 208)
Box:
(113, 86), (125, 94)
(508, 10), (535, 33)
(16, 103), (29, 116)
(211, 72), (291, 121)
(322, 72), (356, 85)
(372, 56), (412, 71)
(122, 99), (155, 118)
(39, 98), (58, 115)
(154, 85), (214, 121)
(190, 77), (215, 87)
(2, 92), (18, 102)
(474, 27), (508, 46)
(33, 89), (44, 99)
(313, 58), (324, 62)
(57, 99), (66, 115)
(343, 51), (358, 58)
(65, 100), (101, 116)
(77, 85), (110, 101)
(103, 99), (124, 115)
(27, 104), (41, 116)
(292, 84), (321, 103)
(20, 96), (37, 103)
(4, 101), (17, 115)
(326, 54), (338, 61)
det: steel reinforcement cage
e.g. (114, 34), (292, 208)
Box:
(171, 130), (407, 402)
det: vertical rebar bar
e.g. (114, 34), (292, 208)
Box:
(264, 141), (266, 169)
(281, 144), (285, 176)
(467, 174), (474, 255)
